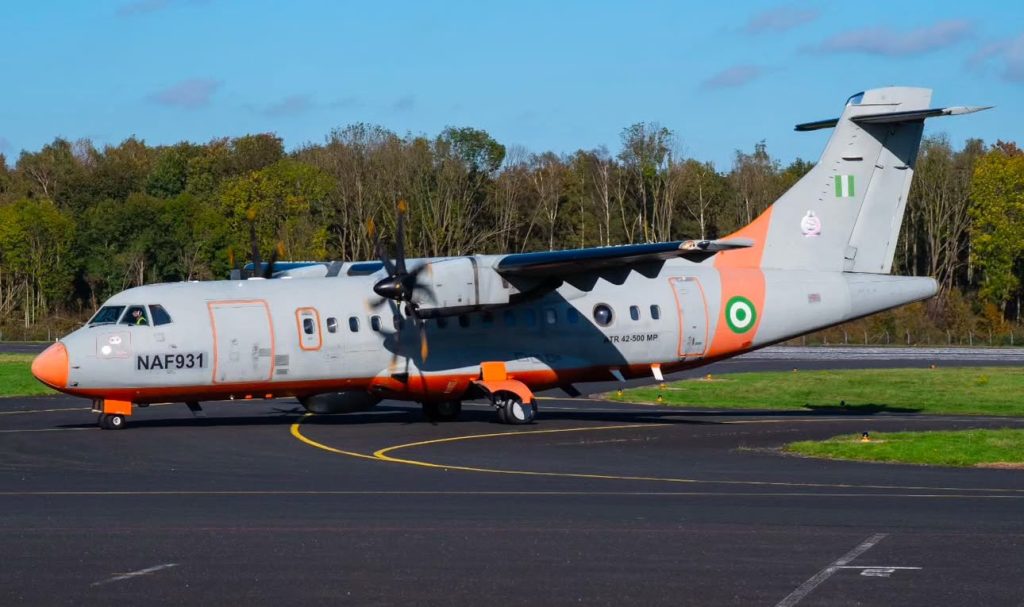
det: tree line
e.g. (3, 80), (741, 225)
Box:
(0, 123), (1021, 341)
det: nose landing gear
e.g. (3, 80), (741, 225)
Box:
(98, 413), (127, 430)
(93, 398), (133, 430)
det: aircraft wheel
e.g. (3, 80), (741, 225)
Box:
(99, 414), (126, 430)
(435, 400), (462, 422)
(494, 392), (535, 425)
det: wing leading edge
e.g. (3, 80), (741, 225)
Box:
(495, 238), (753, 278)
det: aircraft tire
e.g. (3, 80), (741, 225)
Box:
(434, 400), (462, 422)
(495, 392), (534, 425)
(100, 414), (126, 430)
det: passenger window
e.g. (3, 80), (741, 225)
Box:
(630, 305), (640, 321)
(370, 316), (382, 332)
(348, 316), (359, 332)
(524, 309), (537, 327)
(593, 304), (614, 327)
(544, 308), (557, 325)
(90, 305), (125, 326)
(121, 305), (149, 326)
(503, 310), (516, 327)
(458, 315), (470, 328)
(326, 317), (338, 333)
(149, 304), (172, 326)
(650, 305), (661, 320)
(566, 308), (579, 324)
(303, 318), (315, 335)
(437, 317), (448, 329)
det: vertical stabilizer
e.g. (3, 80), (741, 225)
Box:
(721, 87), (942, 274)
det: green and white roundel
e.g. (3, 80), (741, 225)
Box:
(724, 296), (757, 334)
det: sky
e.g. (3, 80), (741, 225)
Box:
(1, 0), (1022, 169)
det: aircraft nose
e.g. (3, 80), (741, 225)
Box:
(31, 342), (69, 389)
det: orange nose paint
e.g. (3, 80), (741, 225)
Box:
(31, 342), (69, 389)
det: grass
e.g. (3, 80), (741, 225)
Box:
(0, 354), (55, 397)
(614, 367), (1024, 417)
(785, 429), (1024, 467)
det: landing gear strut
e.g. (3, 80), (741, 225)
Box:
(493, 391), (536, 425)
(422, 400), (462, 422)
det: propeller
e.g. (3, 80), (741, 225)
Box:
(370, 200), (433, 360)
(242, 208), (283, 279)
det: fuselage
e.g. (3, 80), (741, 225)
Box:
(37, 254), (937, 405)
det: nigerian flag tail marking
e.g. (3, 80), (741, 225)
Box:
(834, 174), (855, 198)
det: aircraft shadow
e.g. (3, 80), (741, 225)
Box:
(53, 402), (924, 430)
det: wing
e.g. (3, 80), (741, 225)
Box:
(494, 238), (753, 278)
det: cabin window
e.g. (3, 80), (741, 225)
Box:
(458, 315), (470, 328)
(503, 310), (517, 327)
(348, 316), (360, 332)
(149, 304), (172, 326)
(437, 317), (448, 329)
(650, 305), (661, 320)
(121, 305), (149, 326)
(303, 318), (315, 335)
(89, 306), (125, 326)
(566, 307), (580, 324)
(326, 317), (338, 333)
(370, 316), (382, 332)
(544, 308), (557, 325)
(629, 305), (640, 321)
(593, 304), (614, 327)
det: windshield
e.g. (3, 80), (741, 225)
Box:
(89, 305), (125, 326)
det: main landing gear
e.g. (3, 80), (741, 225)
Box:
(493, 391), (536, 425)
(422, 400), (462, 422)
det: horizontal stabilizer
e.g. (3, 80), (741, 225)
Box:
(794, 105), (992, 131)
(496, 238), (752, 277)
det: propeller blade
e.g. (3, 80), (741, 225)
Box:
(249, 220), (261, 278)
(395, 200), (408, 275)
(262, 241), (284, 279)
(419, 321), (429, 361)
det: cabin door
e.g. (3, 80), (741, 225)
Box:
(209, 300), (275, 383)
(670, 277), (709, 358)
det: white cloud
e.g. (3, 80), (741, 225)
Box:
(744, 4), (819, 34)
(147, 78), (222, 109)
(969, 33), (1024, 83)
(811, 19), (973, 56)
(701, 65), (765, 89)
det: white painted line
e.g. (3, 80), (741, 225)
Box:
(774, 533), (887, 607)
(91, 563), (178, 587)
(835, 566), (921, 570)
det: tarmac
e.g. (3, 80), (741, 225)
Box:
(0, 346), (1022, 605)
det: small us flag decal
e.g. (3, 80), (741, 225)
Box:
(834, 174), (855, 198)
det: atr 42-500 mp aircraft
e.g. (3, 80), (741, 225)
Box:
(32, 87), (988, 429)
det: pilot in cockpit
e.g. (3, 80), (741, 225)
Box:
(130, 307), (148, 326)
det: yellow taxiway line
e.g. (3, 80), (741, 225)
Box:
(289, 415), (1024, 495)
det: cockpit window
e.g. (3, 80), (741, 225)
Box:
(846, 92), (865, 106)
(121, 305), (149, 326)
(89, 305), (125, 326)
(149, 304), (172, 326)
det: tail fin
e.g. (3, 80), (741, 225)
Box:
(722, 87), (989, 274)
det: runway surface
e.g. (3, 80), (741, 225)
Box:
(1, 348), (1022, 605)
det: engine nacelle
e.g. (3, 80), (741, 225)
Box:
(411, 257), (515, 317)
(299, 391), (381, 414)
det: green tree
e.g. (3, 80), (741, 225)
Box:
(969, 142), (1024, 312)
